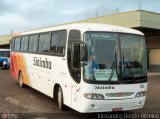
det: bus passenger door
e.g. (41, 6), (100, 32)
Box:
(67, 43), (81, 110)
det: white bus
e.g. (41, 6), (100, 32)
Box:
(10, 23), (147, 113)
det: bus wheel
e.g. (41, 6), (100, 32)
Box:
(57, 87), (65, 111)
(18, 72), (24, 88)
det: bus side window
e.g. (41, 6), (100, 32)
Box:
(14, 37), (21, 51)
(21, 36), (29, 52)
(28, 34), (38, 52)
(51, 30), (67, 55)
(11, 38), (15, 51)
(38, 33), (50, 53)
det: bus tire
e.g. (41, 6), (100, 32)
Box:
(57, 87), (65, 111)
(18, 72), (24, 88)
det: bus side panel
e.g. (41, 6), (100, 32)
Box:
(10, 52), (15, 78)
(10, 52), (18, 80)
(10, 52), (30, 85)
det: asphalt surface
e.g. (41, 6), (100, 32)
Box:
(0, 70), (160, 119)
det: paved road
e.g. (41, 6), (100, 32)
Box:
(0, 70), (160, 119)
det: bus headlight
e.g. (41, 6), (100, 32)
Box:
(135, 91), (146, 98)
(84, 93), (104, 100)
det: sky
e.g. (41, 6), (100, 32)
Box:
(0, 0), (160, 35)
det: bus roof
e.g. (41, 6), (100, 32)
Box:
(20, 23), (143, 36)
(0, 49), (10, 51)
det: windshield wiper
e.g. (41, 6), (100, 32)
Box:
(126, 64), (135, 78)
(108, 51), (118, 82)
(122, 53), (135, 80)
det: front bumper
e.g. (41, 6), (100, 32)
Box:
(79, 97), (145, 113)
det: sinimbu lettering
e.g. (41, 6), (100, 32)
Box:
(95, 85), (115, 89)
(33, 57), (52, 69)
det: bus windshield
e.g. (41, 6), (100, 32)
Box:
(83, 32), (147, 83)
(0, 51), (10, 57)
(119, 34), (147, 80)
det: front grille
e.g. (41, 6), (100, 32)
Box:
(106, 92), (134, 97)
